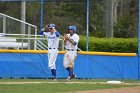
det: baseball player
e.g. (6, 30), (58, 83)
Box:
(40, 23), (60, 81)
(63, 25), (80, 81)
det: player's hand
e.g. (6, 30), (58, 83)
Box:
(42, 24), (49, 31)
(42, 27), (46, 31)
(65, 35), (69, 40)
(44, 25), (48, 30)
(64, 33), (68, 40)
(64, 33), (67, 37)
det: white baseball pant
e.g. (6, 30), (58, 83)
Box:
(48, 49), (58, 69)
(63, 50), (77, 68)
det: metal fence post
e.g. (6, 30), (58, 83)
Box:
(34, 27), (37, 50)
(3, 16), (6, 34)
(21, 34), (24, 50)
(21, 1), (26, 34)
(28, 26), (31, 49)
(138, 0), (140, 80)
(86, 0), (90, 51)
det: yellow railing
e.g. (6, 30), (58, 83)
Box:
(0, 50), (136, 56)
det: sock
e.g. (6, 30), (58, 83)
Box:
(66, 67), (71, 76)
(51, 69), (56, 79)
(69, 68), (73, 77)
(66, 67), (70, 71)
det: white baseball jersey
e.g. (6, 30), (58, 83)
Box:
(63, 33), (80, 68)
(43, 32), (59, 49)
(43, 31), (60, 69)
(65, 33), (79, 50)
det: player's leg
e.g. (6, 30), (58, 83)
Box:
(69, 51), (77, 80)
(63, 52), (72, 80)
(63, 51), (77, 81)
(48, 49), (58, 81)
(63, 52), (69, 68)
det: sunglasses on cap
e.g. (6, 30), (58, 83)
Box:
(49, 28), (53, 29)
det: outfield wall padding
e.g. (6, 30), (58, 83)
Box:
(0, 52), (139, 79)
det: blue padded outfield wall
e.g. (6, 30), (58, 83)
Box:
(0, 52), (139, 79)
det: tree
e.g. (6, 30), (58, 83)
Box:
(114, 0), (119, 23)
(105, 0), (114, 38)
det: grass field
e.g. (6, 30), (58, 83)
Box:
(0, 79), (139, 93)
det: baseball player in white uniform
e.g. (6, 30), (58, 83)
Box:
(63, 25), (80, 81)
(41, 23), (60, 81)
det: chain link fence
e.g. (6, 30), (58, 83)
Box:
(0, 0), (138, 50)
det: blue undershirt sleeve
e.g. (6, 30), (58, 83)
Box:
(74, 42), (77, 46)
(39, 30), (44, 35)
(55, 32), (60, 37)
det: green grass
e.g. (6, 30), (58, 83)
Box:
(0, 83), (136, 93)
(0, 79), (139, 93)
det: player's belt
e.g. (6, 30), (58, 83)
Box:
(48, 48), (57, 49)
(66, 49), (76, 51)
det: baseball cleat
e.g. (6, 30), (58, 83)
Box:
(71, 73), (76, 79)
(52, 76), (57, 81)
(53, 79), (57, 82)
(67, 76), (71, 81)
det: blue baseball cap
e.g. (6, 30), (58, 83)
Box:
(48, 23), (56, 28)
(68, 25), (76, 32)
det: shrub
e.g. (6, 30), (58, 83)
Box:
(78, 36), (138, 53)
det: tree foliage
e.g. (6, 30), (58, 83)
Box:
(0, 0), (138, 38)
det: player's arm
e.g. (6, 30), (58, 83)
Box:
(65, 35), (79, 46)
(40, 24), (49, 35)
(63, 33), (68, 44)
(55, 31), (60, 37)
(42, 24), (49, 31)
(67, 38), (77, 46)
